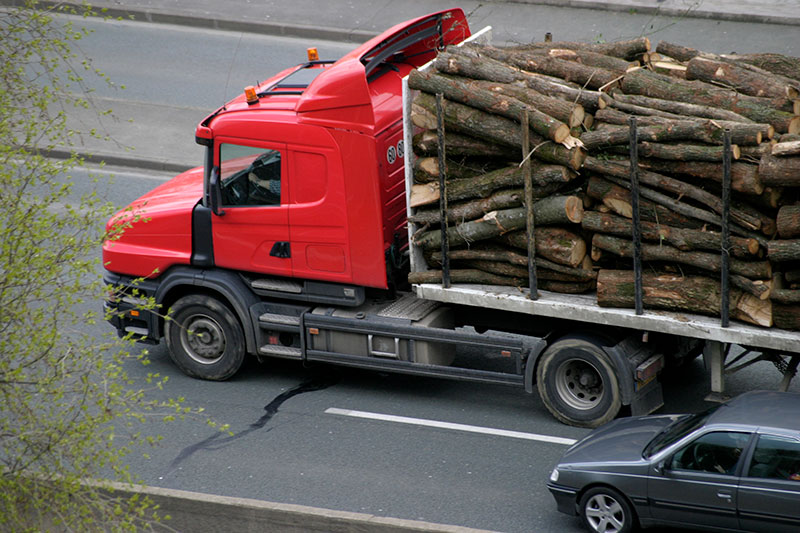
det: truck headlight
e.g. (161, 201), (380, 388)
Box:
(549, 468), (559, 482)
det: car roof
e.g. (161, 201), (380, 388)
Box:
(706, 391), (800, 433)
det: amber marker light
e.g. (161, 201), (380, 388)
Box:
(307, 47), (319, 61)
(244, 85), (258, 105)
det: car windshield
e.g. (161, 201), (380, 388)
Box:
(643, 405), (721, 458)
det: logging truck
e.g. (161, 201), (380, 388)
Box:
(103, 9), (800, 428)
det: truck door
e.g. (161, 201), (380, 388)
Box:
(212, 140), (292, 277)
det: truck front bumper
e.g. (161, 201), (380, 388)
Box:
(103, 271), (161, 344)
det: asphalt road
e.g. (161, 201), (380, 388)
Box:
(53, 10), (800, 533)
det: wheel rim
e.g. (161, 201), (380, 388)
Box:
(585, 493), (625, 533)
(180, 314), (226, 365)
(554, 357), (604, 410)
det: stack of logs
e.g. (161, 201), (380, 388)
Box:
(406, 37), (800, 330)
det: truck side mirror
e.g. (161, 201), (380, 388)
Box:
(209, 166), (225, 216)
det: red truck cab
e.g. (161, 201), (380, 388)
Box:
(104, 9), (470, 291)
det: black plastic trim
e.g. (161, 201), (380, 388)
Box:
(191, 204), (214, 267)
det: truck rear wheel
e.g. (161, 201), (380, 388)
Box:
(536, 335), (621, 428)
(165, 294), (245, 380)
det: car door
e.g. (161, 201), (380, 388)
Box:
(211, 140), (292, 277)
(738, 434), (800, 532)
(647, 431), (751, 530)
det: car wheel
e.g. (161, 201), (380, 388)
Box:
(579, 486), (636, 533)
(165, 294), (245, 380)
(536, 335), (622, 428)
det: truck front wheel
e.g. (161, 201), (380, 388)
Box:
(165, 294), (245, 380)
(536, 335), (622, 428)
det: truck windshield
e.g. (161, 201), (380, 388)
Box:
(643, 405), (721, 459)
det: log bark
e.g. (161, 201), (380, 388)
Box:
(593, 108), (769, 145)
(408, 269), (522, 286)
(459, 260), (596, 291)
(596, 270), (772, 327)
(758, 154), (800, 186)
(510, 38), (651, 61)
(686, 56), (799, 99)
(582, 210), (760, 257)
(413, 92), (586, 169)
(411, 193), (582, 226)
(772, 303), (800, 331)
(620, 69), (800, 133)
(408, 163), (575, 207)
(465, 79), (585, 127)
(539, 47), (636, 73)
(723, 53), (800, 82)
(592, 234), (772, 281)
(414, 156), (485, 183)
(429, 246), (597, 281)
(777, 206), (800, 239)
(771, 289), (800, 304)
(499, 227), (587, 267)
(610, 93), (753, 122)
(413, 130), (516, 158)
(585, 176), (704, 229)
(768, 240), (800, 262)
(467, 44), (622, 90)
(636, 158), (763, 196)
(607, 141), (741, 162)
(772, 141), (800, 157)
(408, 69), (572, 143)
(584, 157), (761, 231)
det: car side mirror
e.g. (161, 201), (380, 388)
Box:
(209, 166), (225, 216)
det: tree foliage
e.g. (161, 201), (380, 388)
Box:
(0, 2), (192, 530)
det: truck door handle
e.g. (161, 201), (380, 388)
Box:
(270, 242), (291, 258)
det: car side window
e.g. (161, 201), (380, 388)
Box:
(219, 143), (282, 207)
(670, 431), (750, 475)
(747, 435), (800, 481)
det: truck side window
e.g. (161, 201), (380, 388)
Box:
(219, 143), (281, 207)
(748, 435), (800, 480)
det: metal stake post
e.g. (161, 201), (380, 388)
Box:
(522, 111), (538, 299)
(628, 117), (643, 315)
(435, 93), (450, 288)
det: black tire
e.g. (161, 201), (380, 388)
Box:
(579, 486), (636, 533)
(165, 294), (245, 380)
(536, 335), (622, 428)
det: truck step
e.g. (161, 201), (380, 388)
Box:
(251, 278), (303, 294)
(258, 313), (301, 327)
(377, 294), (440, 321)
(258, 344), (302, 359)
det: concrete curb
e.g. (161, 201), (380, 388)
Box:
(44, 148), (194, 174)
(104, 481), (498, 533)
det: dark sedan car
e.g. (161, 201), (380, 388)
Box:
(547, 390), (800, 533)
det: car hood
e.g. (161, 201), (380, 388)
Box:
(559, 414), (682, 465)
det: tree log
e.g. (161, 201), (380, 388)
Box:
(686, 56), (799, 99)
(408, 69), (571, 144)
(607, 141), (741, 162)
(772, 303), (800, 331)
(585, 176), (704, 229)
(539, 47), (636, 73)
(429, 246), (597, 281)
(509, 37), (651, 61)
(466, 79), (585, 127)
(620, 69), (800, 133)
(413, 203), (584, 256)
(610, 93), (753, 122)
(414, 156), (486, 183)
(412, 92), (586, 169)
(437, 47), (613, 112)
(408, 269), (522, 286)
(413, 130), (517, 158)
(584, 157), (761, 230)
(771, 289), (800, 304)
(758, 154), (800, 186)
(411, 192), (582, 226)
(593, 108), (769, 145)
(467, 44), (622, 91)
(592, 234), (772, 281)
(582, 211), (760, 257)
(499, 227), (587, 267)
(596, 270), (772, 327)
(777, 206), (800, 239)
(408, 163), (575, 207)
(723, 52), (800, 82)
(768, 240), (800, 262)
(772, 141), (800, 157)
(636, 158), (763, 196)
